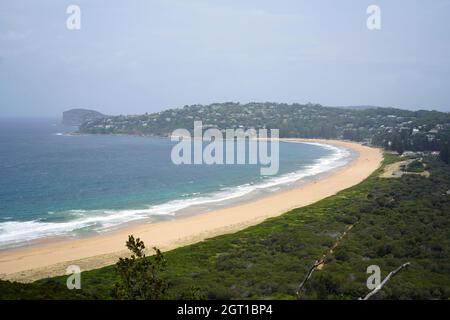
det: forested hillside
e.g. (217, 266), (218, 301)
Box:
(78, 103), (450, 161)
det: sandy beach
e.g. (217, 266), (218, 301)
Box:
(0, 139), (383, 282)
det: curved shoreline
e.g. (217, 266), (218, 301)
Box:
(0, 139), (383, 282)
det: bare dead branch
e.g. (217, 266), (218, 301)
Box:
(360, 262), (410, 300)
(296, 224), (356, 299)
(296, 260), (322, 298)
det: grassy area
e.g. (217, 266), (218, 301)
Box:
(2, 153), (450, 300)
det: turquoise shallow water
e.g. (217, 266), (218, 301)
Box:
(0, 118), (350, 248)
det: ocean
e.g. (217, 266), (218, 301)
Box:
(0, 118), (352, 249)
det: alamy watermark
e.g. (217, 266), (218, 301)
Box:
(66, 5), (81, 30)
(66, 265), (81, 289)
(366, 265), (381, 289)
(367, 5), (381, 30)
(170, 121), (280, 176)
(65, 5), (380, 31)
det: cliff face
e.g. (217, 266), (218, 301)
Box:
(62, 109), (106, 126)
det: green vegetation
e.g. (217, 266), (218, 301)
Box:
(405, 160), (425, 173)
(0, 280), (97, 300)
(114, 235), (167, 300)
(2, 153), (449, 300)
(78, 102), (450, 158)
(440, 141), (450, 164)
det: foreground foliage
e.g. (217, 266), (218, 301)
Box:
(1, 154), (450, 300)
(114, 235), (167, 300)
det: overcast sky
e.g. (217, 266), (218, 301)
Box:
(1, 0), (450, 117)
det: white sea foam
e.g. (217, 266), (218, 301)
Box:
(0, 142), (351, 249)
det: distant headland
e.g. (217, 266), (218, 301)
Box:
(62, 108), (106, 126)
